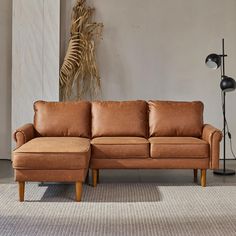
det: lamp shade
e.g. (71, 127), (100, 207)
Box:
(220, 76), (236, 92)
(205, 53), (221, 69)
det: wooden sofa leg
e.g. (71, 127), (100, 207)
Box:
(75, 182), (82, 202)
(193, 169), (198, 183)
(18, 182), (25, 202)
(92, 169), (98, 187)
(201, 169), (206, 187)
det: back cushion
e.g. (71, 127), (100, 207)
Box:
(92, 101), (148, 137)
(34, 101), (91, 137)
(149, 101), (204, 137)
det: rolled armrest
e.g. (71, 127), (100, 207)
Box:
(13, 123), (36, 149)
(202, 124), (222, 169)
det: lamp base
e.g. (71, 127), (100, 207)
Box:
(213, 169), (235, 175)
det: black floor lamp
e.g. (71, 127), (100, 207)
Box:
(205, 38), (236, 175)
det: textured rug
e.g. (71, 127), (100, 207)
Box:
(0, 183), (236, 236)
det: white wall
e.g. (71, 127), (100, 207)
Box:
(12, 0), (60, 151)
(0, 0), (12, 159)
(1, 0), (236, 159)
(61, 0), (236, 158)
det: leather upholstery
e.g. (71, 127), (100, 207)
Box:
(91, 137), (149, 159)
(202, 124), (222, 169)
(14, 137), (90, 153)
(13, 137), (90, 170)
(14, 169), (88, 182)
(149, 101), (204, 137)
(13, 152), (90, 170)
(90, 158), (209, 169)
(149, 137), (209, 158)
(13, 123), (35, 149)
(12, 100), (222, 185)
(34, 101), (91, 138)
(92, 101), (148, 138)
(92, 137), (149, 145)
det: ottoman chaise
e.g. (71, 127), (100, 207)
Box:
(12, 101), (91, 202)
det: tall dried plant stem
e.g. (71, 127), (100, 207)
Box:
(60, 0), (103, 101)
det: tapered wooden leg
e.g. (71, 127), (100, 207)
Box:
(92, 169), (98, 187)
(18, 182), (25, 202)
(201, 169), (206, 187)
(75, 182), (82, 202)
(193, 169), (198, 183)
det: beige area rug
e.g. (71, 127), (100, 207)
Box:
(0, 183), (236, 236)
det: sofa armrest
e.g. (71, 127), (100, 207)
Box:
(13, 123), (36, 149)
(202, 124), (222, 169)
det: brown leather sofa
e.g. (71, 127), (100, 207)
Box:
(12, 100), (222, 202)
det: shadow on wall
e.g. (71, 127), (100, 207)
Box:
(98, 28), (131, 100)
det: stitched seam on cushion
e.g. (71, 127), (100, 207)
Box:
(154, 155), (208, 158)
(93, 156), (149, 158)
(91, 138), (149, 144)
(14, 167), (87, 170)
(91, 157), (208, 160)
(14, 151), (90, 154)
(209, 132), (213, 167)
(150, 143), (207, 145)
(15, 131), (26, 144)
(153, 157), (209, 161)
(91, 142), (149, 145)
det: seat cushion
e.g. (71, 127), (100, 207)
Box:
(149, 101), (204, 137)
(13, 137), (91, 170)
(91, 101), (148, 138)
(149, 137), (209, 159)
(34, 101), (91, 138)
(91, 137), (149, 159)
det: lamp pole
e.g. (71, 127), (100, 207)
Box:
(223, 89), (226, 173)
(222, 38), (226, 173)
(213, 39), (235, 175)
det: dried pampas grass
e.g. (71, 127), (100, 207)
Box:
(60, 0), (103, 101)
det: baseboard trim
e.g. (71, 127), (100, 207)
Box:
(0, 158), (12, 161)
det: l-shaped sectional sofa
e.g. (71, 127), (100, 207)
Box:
(12, 100), (222, 202)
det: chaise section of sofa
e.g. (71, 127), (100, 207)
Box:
(12, 101), (91, 202)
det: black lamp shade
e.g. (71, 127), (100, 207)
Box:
(205, 53), (221, 69)
(220, 76), (236, 92)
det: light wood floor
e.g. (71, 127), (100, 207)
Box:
(1, 159), (236, 185)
